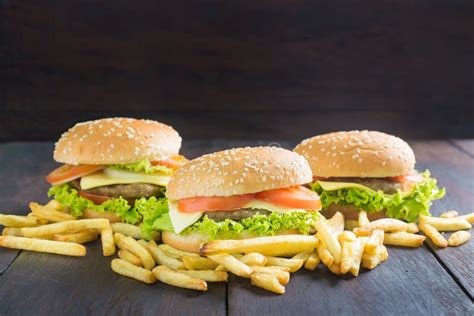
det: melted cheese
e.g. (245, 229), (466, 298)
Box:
(168, 199), (307, 233)
(168, 200), (203, 234)
(80, 168), (171, 190)
(317, 181), (372, 192)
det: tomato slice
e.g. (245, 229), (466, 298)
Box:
(78, 190), (112, 205)
(178, 194), (255, 213)
(46, 164), (104, 185)
(152, 155), (188, 170)
(255, 186), (322, 210)
(387, 173), (423, 183)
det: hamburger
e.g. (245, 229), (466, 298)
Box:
(294, 130), (445, 222)
(157, 147), (322, 253)
(45, 118), (186, 236)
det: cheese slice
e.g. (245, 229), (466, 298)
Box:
(168, 200), (203, 234)
(168, 199), (308, 233)
(317, 181), (373, 192)
(80, 168), (171, 190)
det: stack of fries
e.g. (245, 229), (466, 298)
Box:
(0, 200), (472, 295)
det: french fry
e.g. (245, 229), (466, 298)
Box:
(349, 237), (368, 276)
(265, 265), (291, 272)
(362, 245), (388, 269)
(250, 272), (285, 294)
(144, 240), (184, 270)
(182, 256), (218, 270)
(353, 227), (372, 237)
(200, 235), (318, 257)
(0, 236), (86, 256)
(2, 227), (23, 237)
(21, 219), (110, 237)
(118, 249), (143, 266)
(117, 236), (155, 270)
(27, 214), (49, 225)
(328, 212), (345, 234)
(419, 215), (471, 232)
(440, 211), (458, 218)
(419, 223), (448, 248)
(215, 264), (226, 271)
(364, 218), (411, 232)
(54, 230), (98, 244)
(265, 256), (304, 272)
(383, 232), (426, 247)
(111, 222), (159, 241)
(29, 202), (76, 222)
(365, 230), (384, 255)
(292, 251), (312, 261)
(345, 220), (359, 231)
(238, 252), (267, 266)
(327, 263), (342, 275)
(406, 223), (419, 234)
(208, 254), (253, 278)
(338, 231), (356, 244)
(177, 270), (228, 282)
(458, 213), (474, 224)
(448, 231), (471, 247)
(152, 265), (207, 291)
(316, 243), (334, 267)
(340, 241), (355, 274)
(358, 211), (370, 227)
(111, 259), (155, 284)
(159, 244), (200, 260)
(101, 227), (115, 256)
(251, 266), (290, 285)
(0, 214), (43, 227)
(314, 220), (342, 264)
(304, 251), (320, 271)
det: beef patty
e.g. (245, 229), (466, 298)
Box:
(323, 177), (410, 194)
(204, 208), (271, 222)
(72, 181), (164, 199)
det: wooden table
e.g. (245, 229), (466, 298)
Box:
(0, 140), (473, 315)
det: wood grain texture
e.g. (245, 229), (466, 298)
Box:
(228, 247), (473, 315)
(412, 141), (474, 298)
(0, 241), (226, 315)
(0, 143), (56, 274)
(451, 140), (474, 158)
(3, 0), (474, 140)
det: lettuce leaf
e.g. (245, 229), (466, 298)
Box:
(182, 211), (321, 240)
(134, 196), (172, 239)
(310, 170), (445, 222)
(109, 160), (173, 175)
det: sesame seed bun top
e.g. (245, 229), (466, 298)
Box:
(166, 146), (313, 200)
(294, 130), (415, 178)
(54, 117), (182, 165)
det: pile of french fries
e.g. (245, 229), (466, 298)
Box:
(0, 200), (472, 295)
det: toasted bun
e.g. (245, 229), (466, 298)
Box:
(82, 209), (122, 223)
(166, 147), (313, 200)
(321, 204), (386, 221)
(54, 117), (182, 165)
(294, 130), (415, 178)
(161, 231), (207, 253)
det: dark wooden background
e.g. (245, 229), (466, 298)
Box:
(2, 0), (474, 141)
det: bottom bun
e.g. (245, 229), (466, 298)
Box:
(321, 204), (386, 221)
(83, 209), (121, 223)
(162, 231), (208, 253)
(162, 229), (303, 254)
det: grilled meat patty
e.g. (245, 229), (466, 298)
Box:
(324, 177), (408, 194)
(204, 208), (271, 222)
(72, 181), (164, 199)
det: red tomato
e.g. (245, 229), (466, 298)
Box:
(255, 186), (322, 210)
(46, 164), (104, 185)
(387, 173), (423, 183)
(178, 194), (255, 213)
(152, 155), (188, 170)
(78, 190), (112, 205)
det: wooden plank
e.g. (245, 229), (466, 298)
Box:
(451, 140), (474, 157)
(228, 247), (473, 315)
(411, 140), (474, 298)
(0, 241), (225, 315)
(0, 143), (57, 274)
